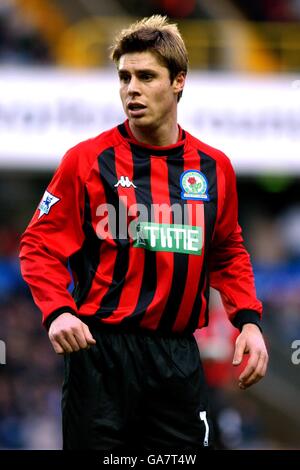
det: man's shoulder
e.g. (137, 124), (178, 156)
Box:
(185, 130), (232, 170)
(67, 125), (121, 157)
(59, 125), (123, 175)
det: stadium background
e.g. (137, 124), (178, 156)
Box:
(0, 0), (300, 449)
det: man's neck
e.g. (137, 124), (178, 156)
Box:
(128, 119), (180, 147)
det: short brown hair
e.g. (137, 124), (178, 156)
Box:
(110, 15), (188, 100)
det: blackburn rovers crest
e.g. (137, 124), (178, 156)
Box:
(180, 170), (210, 201)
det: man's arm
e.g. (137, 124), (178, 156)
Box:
(210, 224), (268, 389)
(209, 157), (268, 388)
(20, 146), (96, 353)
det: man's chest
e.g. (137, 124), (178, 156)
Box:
(88, 147), (219, 252)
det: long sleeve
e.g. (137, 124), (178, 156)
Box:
(209, 158), (262, 330)
(19, 148), (86, 326)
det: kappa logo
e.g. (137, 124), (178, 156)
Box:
(114, 176), (137, 189)
(38, 190), (60, 219)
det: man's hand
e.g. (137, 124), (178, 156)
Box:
(232, 323), (268, 390)
(48, 312), (96, 354)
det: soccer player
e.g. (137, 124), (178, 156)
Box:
(20, 15), (268, 451)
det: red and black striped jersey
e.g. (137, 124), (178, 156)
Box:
(20, 120), (262, 334)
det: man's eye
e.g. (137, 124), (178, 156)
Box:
(120, 75), (130, 83)
(141, 74), (152, 81)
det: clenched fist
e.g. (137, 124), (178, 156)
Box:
(48, 312), (96, 354)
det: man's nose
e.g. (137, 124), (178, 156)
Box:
(127, 76), (141, 95)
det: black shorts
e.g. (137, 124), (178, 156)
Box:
(62, 324), (214, 451)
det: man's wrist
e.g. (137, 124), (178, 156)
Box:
(44, 307), (78, 331)
(232, 309), (262, 332)
(241, 322), (262, 332)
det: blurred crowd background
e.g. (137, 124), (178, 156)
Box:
(1, 0), (300, 450)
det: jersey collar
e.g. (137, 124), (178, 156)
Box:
(117, 120), (186, 156)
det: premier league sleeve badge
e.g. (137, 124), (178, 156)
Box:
(38, 190), (60, 219)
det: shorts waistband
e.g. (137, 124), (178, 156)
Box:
(78, 314), (194, 339)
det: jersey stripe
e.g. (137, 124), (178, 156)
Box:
(121, 144), (157, 326)
(96, 147), (130, 317)
(185, 150), (218, 332)
(171, 150), (204, 332)
(157, 147), (189, 332)
(69, 187), (102, 308)
(76, 157), (117, 313)
(103, 143), (145, 322)
(139, 156), (174, 330)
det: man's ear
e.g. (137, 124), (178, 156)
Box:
(172, 72), (186, 96)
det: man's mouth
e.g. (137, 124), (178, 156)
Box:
(127, 102), (147, 118)
(127, 102), (146, 111)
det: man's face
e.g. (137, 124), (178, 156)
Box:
(118, 51), (184, 130)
